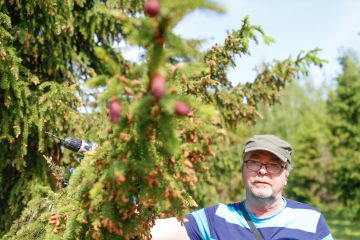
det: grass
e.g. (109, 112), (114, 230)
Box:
(324, 211), (360, 240)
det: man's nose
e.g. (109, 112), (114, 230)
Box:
(258, 165), (268, 175)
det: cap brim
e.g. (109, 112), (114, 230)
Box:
(244, 146), (287, 162)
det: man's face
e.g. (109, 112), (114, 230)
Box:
(242, 150), (288, 201)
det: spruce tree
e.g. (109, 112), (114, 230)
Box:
(0, 0), (143, 236)
(1, 0), (324, 239)
(327, 51), (360, 219)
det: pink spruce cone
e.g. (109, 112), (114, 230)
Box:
(144, 0), (160, 18)
(150, 73), (166, 100)
(107, 99), (121, 123)
(175, 101), (190, 116)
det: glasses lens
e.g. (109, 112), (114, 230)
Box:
(266, 164), (282, 174)
(246, 161), (261, 171)
(245, 160), (283, 174)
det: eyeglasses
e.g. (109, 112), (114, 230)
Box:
(244, 160), (286, 174)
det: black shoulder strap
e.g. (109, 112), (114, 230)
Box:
(239, 202), (265, 240)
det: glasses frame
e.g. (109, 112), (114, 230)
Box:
(244, 160), (286, 174)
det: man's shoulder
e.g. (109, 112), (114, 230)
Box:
(203, 201), (243, 212)
(190, 201), (243, 218)
(195, 202), (227, 215)
(284, 198), (332, 239)
(285, 198), (321, 212)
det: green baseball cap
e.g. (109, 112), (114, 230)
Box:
(244, 134), (293, 163)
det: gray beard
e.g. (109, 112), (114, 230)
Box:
(246, 188), (280, 205)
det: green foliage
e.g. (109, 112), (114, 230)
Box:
(202, 45), (325, 127)
(327, 51), (360, 219)
(0, 0), (142, 236)
(1, 0), (325, 239)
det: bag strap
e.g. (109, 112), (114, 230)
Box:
(239, 202), (265, 240)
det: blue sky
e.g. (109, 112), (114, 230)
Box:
(174, 0), (360, 85)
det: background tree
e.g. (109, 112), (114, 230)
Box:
(327, 50), (360, 219)
(1, 0), (323, 239)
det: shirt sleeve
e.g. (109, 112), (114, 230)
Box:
(184, 208), (212, 240)
(316, 214), (334, 240)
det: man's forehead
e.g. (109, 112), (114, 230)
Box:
(245, 150), (281, 162)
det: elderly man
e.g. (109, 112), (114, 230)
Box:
(151, 134), (333, 240)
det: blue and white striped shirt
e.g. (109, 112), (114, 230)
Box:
(184, 199), (333, 240)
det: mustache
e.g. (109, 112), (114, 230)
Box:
(253, 178), (271, 185)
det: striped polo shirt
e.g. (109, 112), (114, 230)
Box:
(184, 199), (333, 240)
